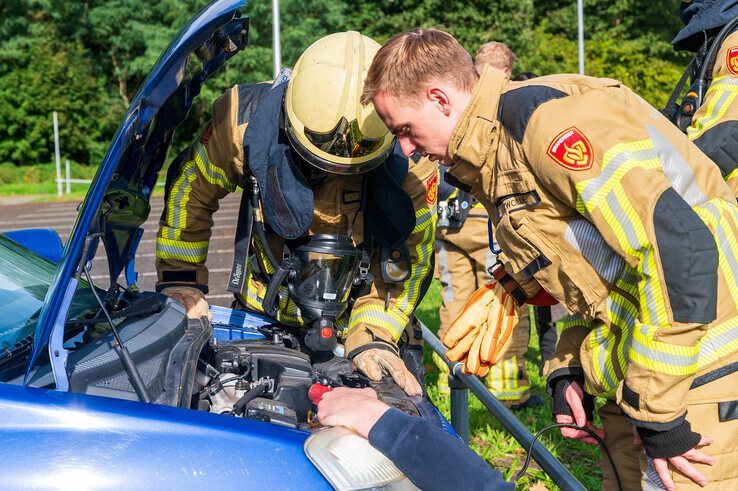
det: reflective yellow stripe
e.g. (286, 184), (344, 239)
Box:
(484, 356), (529, 400)
(155, 237), (209, 263)
(396, 208), (436, 313)
(726, 168), (738, 182)
(349, 207), (436, 342)
(252, 234), (276, 274)
(575, 139), (660, 214)
(165, 159), (198, 240)
(597, 186), (668, 326)
(629, 323), (700, 376)
(194, 143), (237, 192)
(349, 304), (408, 340)
(687, 76), (738, 140)
(699, 314), (738, 368)
(588, 322), (619, 397)
(560, 313), (590, 332)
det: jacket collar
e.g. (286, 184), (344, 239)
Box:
(446, 65), (506, 191)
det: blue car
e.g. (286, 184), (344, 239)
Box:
(0, 1), (451, 488)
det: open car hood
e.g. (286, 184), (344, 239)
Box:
(27, 0), (249, 377)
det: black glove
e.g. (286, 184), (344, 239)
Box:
(549, 374), (594, 422)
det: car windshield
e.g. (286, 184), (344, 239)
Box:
(0, 235), (96, 354)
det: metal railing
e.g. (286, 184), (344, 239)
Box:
(421, 322), (586, 491)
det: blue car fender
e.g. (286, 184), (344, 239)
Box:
(0, 383), (329, 490)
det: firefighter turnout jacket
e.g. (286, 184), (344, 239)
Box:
(688, 29), (738, 196)
(445, 65), (738, 463)
(155, 83), (438, 356)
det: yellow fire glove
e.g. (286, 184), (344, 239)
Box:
(442, 281), (518, 377)
(353, 348), (422, 397)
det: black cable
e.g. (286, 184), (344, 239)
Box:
(230, 382), (269, 416)
(514, 422), (622, 491)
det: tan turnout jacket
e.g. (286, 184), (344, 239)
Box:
(155, 84), (437, 354)
(446, 66), (738, 434)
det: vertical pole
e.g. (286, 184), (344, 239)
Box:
(577, 0), (585, 75)
(53, 111), (62, 198)
(449, 367), (470, 443)
(272, 0), (281, 80)
(65, 159), (71, 194)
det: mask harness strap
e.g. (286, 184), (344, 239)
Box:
(672, 16), (738, 131)
(227, 176), (255, 295)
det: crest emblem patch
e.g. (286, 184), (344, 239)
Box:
(426, 171), (439, 205)
(727, 46), (738, 75)
(546, 127), (594, 171)
(199, 122), (214, 145)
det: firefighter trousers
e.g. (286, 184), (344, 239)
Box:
(599, 364), (738, 490)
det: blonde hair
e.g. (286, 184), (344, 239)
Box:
(361, 28), (478, 105)
(474, 42), (516, 75)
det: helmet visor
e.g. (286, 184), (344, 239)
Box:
(303, 117), (385, 159)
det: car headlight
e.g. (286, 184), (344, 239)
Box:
(304, 427), (418, 490)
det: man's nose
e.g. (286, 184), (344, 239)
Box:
(398, 136), (417, 157)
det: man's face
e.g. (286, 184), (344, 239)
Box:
(373, 89), (460, 164)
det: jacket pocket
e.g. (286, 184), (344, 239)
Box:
(496, 211), (602, 317)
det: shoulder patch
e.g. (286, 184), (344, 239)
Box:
(426, 171), (439, 205)
(497, 85), (568, 143)
(727, 46), (738, 75)
(198, 122), (214, 145)
(547, 127), (593, 171)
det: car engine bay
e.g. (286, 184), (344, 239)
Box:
(0, 289), (424, 431)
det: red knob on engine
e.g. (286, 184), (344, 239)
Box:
(309, 383), (333, 404)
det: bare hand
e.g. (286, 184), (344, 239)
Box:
(353, 349), (422, 396)
(634, 432), (715, 490)
(161, 286), (212, 321)
(317, 387), (390, 438)
(555, 381), (605, 445)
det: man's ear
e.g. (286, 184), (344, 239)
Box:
(427, 87), (451, 116)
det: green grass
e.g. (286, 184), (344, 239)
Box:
(0, 162), (96, 198)
(0, 163), (165, 202)
(416, 281), (603, 490)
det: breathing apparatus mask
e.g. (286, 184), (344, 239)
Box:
(261, 234), (371, 352)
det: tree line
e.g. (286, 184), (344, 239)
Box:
(0, 0), (689, 168)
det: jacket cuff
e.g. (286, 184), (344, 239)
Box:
(343, 325), (397, 358)
(637, 420), (701, 458)
(548, 369), (594, 421)
(156, 282), (209, 294)
(346, 339), (400, 360)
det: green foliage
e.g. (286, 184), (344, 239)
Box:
(0, 0), (695, 176)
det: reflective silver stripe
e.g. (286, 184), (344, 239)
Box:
(647, 126), (708, 206)
(606, 193), (661, 324)
(564, 218), (624, 283)
(700, 202), (738, 289)
(435, 239), (454, 303)
(699, 322), (738, 367)
(579, 147), (657, 207)
(630, 326), (700, 367)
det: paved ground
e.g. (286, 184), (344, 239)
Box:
(0, 193), (242, 306)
